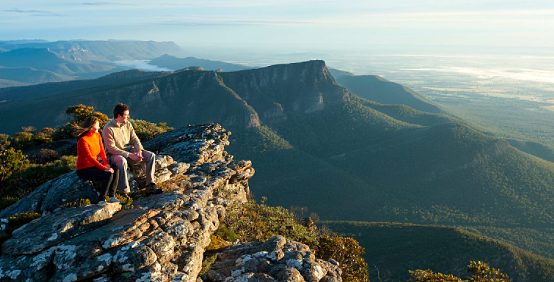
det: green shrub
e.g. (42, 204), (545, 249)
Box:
(314, 236), (369, 282)
(33, 127), (55, 144)
(0, 134), (10, 150)
(214, 223), (239, 241)
(78, 199), (91, 207)
(130, 119), (173, 141)
(0, 148), (29, 183)
(222, 199), (317, 244)
(0, 196), (19, 211)
(9, 131), (34, 150)
(3, 155), (76, 197)
(409, 261), (510, 282)
(199, 254), (217, 276)
(7, 213), (41, 232)
(115, 193), (133, 210)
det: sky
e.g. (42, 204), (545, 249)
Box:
(1, 0), (554, 54)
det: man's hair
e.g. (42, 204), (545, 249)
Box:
(113, 103), (129, 119)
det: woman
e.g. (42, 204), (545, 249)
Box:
(74, 116), (119, 199)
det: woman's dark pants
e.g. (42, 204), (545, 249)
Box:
(76, 167), (119, 199)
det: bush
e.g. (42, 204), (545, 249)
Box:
(314, 236), (370, 282)
(3, 155), (76, 197)
(9, 131), (34, 150)
(29, 148), (60, 164)
(222, 198), (317, 244)
(409, 261), (510, 282)
(7, 213), (41, 232)
(0, 134), (10, 150)
(130, 119), (174, 141)
(0, 148), (29, 183)
(0, 196), (19, 211)
(33, 127), (55, 144)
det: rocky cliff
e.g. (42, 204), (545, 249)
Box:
(0, 124), (341, 282)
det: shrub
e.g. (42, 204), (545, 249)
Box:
(9, 131), (34, 150)
(130, 119), (174, 141)
(409, 261), (510, 282)
(29, 148), (60, 164)
(33, 127), (55, 144)
(7, 213), (41, 232)
(222, 199), (317, 245)
(0, 196), (19, 211)
(206, 234), (233, 251)
(0, 148), (29, 182)
(78, 198), (91, 207)
(314, 236), (370, 282)
(0, 134), (10, 150)
(115, 193), (134, 210)
(3, 155), (76, 197)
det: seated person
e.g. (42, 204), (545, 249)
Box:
(74, 116), (119, 199)
(102, 103), (162, 195)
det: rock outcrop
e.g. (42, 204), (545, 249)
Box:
(204, 235), (341, 282)
(0, 124), (340, 282)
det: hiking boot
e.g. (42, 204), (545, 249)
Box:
(145, 183), (163, 195)
(109, 196), (121, 203)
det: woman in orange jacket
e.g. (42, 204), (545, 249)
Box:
(74, 116), (119, 199)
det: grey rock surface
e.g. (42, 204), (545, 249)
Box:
(0, 171), (99, 219)
(0, 124), (339, 282)
(205, 236), (341, 282)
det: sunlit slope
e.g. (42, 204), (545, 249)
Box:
(506, 138), (554, 163)
(323, 221), (554, 282)
(333, 72), (443, 113)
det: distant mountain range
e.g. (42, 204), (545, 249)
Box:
(0, 40), (182, 87)
(3, 60), (554, 279)
(0, 40), (181, 61)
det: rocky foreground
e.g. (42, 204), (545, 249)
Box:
(0, 124), (341, 282)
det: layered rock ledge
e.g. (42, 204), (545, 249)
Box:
(0, 124), (340, 282)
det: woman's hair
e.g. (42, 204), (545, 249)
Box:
(73, 116), (100, 138)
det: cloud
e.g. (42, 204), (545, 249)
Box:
(4, 9), (61, 16)
(155, 15), (314, 27)
(82, 2), (113, 5)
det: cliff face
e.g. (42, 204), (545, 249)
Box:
(218, 60), (351, 125)
(0, 124), (341, 282)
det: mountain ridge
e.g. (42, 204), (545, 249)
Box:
(3, 60), (554, 265)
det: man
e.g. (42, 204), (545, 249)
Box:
(102, 103), (162, 195)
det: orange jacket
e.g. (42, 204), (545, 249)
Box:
(77, 132), (109, 171)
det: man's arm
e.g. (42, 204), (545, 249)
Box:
(102, 128), (129, 156)
(128, 123), (144, 151)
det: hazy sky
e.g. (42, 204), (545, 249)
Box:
(1, 0), (554, 53)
